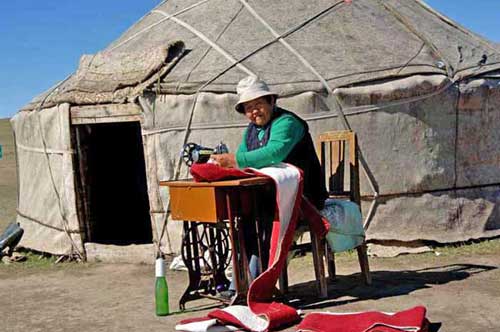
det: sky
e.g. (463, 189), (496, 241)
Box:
(0, 0), (499, 120)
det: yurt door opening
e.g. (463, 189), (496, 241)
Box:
(72, 121), (152, 245)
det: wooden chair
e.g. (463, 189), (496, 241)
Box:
(319, 130), (371, 286)
(279, 130), (371, 299)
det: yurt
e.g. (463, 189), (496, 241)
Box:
(11, 0), (500, 259)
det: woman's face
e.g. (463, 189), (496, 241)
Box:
(243, 96), (274, 126)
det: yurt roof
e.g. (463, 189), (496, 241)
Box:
(22, 0), (500, 111)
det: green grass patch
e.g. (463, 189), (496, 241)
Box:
(430, 238), (500, 256)
(0, 251), (93, 278)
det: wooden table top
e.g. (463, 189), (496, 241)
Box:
(159, 176), (271, 188)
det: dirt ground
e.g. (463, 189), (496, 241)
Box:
(1, 243), (500, 332)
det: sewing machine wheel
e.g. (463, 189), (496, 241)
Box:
(181, 223), (231, 272)
(181, 142), (198, 167)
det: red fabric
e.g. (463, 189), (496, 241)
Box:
(300, 197), (330, 238)
(296, 306), (429, 332)
(208, 310), (250, 330)
(250, 302), (301, 331)
(190, 163), (255, 182)
(177, 316), (213, 325)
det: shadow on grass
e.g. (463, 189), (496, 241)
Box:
(285, 263), (496, 310)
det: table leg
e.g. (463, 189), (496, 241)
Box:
(252, 188), (264, 274)
(208, 225), (230, 291)
(179, 222), (201, 310)
(226, 190), (249, 305)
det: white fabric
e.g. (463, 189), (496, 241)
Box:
(175, 318), (238, 332)
(175, 306), (265, 332)
(222, 306), (268, 331)
(252, 163), (301, 259)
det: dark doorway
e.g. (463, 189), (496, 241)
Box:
(73, 121), (152, 245)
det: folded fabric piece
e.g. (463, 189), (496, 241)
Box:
(321, 199), (365, 253)
(296, 306), (429, 332)
(178, 163), (314, 331)
(190, 163), (255, 182)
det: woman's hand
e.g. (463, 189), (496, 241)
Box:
(210, 153), (237, 168)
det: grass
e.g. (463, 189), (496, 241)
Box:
(429, 238), (500, 256)
(0, 250), (93, 279)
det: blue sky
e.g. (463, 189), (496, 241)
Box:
(0, 0), (499, 119)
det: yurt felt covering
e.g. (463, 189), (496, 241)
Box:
(12, 0), (500, 256)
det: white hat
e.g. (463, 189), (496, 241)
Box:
(235, 76), (278, 113)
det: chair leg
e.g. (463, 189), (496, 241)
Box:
(356, 242), (372, 285)
(326, 244), (336, 282)
(279, 260), (289, 294)
(311, 232), (328, 298)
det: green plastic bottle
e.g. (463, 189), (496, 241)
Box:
(155, 257), (169, 316)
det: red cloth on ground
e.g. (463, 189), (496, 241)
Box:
(296, 306), (429, 332)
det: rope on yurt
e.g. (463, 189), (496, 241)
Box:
(238, 0), (381, 226)
(141, 74), (455, 136)
(151, 10), (254, 77)
(377, 0), (454, 78)
(149, 9), (257, 182)
(238, 0), (354, 131)
(140, 0), (373, 137)
(394, 43), (427, 75)
(132, 1), (463, 232)
(15, 142), (74, 155)
(106, 0), (169, 51)
(149, 5), (253, 254)
(307, 79), (458, 121)
(31, 74), (85, 260)
(139, 0), (460, 228)
(177, 4), (245, 88)
(107, 0), (211, 53)
(452, 78), (462, 189)
(148, 73), (165, 256)
(416, 0), (500, 58)
(16, 210), (81, 234)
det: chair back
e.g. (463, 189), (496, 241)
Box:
(318, 130), (360, 205)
